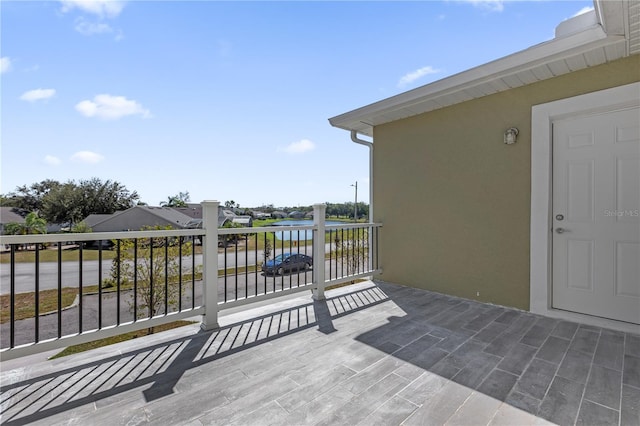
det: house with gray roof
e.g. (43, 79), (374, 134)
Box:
(85, 206), (194, 232)
(0, 207), (25, 235)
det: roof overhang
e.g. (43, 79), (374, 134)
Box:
(329, 0), (637, 137)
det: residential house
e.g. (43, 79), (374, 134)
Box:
(85, 206), (194, 232)
(288, 211), (306, 219)
(0, 207), (25, 235)
(171, 203), (203, 220)
(330, 1), (639, 328)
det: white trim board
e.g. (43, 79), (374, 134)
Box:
(530, 81), (640, 334)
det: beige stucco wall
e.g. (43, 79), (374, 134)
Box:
(373, 55), (640, 311)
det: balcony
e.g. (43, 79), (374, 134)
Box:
(1, 202), (638, 425)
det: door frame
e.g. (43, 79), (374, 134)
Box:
(530, 82), (639, 332)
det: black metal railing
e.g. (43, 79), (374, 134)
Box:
(0, 202), (381, 360)
(0, 230), (204, 354)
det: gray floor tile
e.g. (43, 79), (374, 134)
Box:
(403, 380), (473, 426)
(495, 310), (521, 324)
(474, 322), (510, 344)
(477, 369), (519, 401)
(315, 373), (409, 426)
(411, 346), (450, 370)
(551, 321), (579, 340)
(538, 376), (584, 426)
(576, 400), (619, 426)
(584, 364), (622, 410)
(623, 354), (640, 388)
(594, 330), (625, 371)
(569, 328), (600, 355)
(626, 333), (640, 356)
(497, 343), (538, 376)
(521, 324), (553, 348)
(445, 391), (502, 426)
(356, 395), (417, 426)
(452, 352), (501, 389)
(505, 390), (541, 416)
(621, 384), (640, 426)
(514, 358), (557, 400)
(536, 336), (571, 364)
(463, 308), (505, 332)
(557, 350), (592, 384)
(398, 372), (448, 406)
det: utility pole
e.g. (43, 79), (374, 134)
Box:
(351, 181), (358, 222)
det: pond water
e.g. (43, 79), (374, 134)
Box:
(271, 220), (342, 241)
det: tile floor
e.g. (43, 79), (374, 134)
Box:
(1, 280), (638, 425)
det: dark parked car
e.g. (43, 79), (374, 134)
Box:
(262, 252), (313, 275)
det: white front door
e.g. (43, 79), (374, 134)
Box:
(552, 107), (640, 324)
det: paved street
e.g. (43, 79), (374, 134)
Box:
(0, 245), (323, 295)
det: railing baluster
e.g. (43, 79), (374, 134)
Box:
(254, 233), (258, 297)
(224, 238), (228, 303)
(10, 244), (15, 348)
(164, 237), (169, 315)
(78, 243), (83, 333)
(288, 232), (292, 289)
(98, 244), (103, 329)
(245, 234), (248, 298)
(179, 236), (183, 312)
(191, 237), (195, 309)
(235, 235), (238, 300)
(35, 244), (40, 343)
(149, 238), (154, 319)
(341, 228), (345, 278)
(329, 229), (333, 281)
(134, 239), (138, 320)
(57, 242), (62, 339)
(116, 240), (121, 325)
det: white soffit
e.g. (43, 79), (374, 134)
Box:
(330, 1), (637, 137)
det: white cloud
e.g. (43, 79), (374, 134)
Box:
(70, 151), (104, 164)
(60, 0), (125, 18)
(459, 0), (504, 12)
(280, 139), (316, 154)
(44, 155), (62, 166)
(20, 88), (56, 102)
(1, 57), (11, 73)
(398, 66), (441, 88)
(75, 94), (151, 120)
(573, 6), (594, 17)
(74, 17), (113, 35)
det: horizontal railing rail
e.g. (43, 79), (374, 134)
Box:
(0, 202), (381, 361)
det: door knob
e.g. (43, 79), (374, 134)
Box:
(555, 228), (567, 234)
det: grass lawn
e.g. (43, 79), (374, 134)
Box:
(0, 288), (79, 324)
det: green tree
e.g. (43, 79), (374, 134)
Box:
(160, 191), (190, 207)
(24, 212), (47, 234)
(40, 178), (139, 224)
(1, 179), (61, 213)
(71, 221), (92, 233)
(4, 212), (47, 235)
(107, 226), (196, 323)
(334, 228), (369, 278)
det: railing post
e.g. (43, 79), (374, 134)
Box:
(201, 200), (220, 331)
(312, 203), (327, 300)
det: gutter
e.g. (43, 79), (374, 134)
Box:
(350, 130), (374, 222)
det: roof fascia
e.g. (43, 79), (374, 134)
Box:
(329, 24), (619, 133)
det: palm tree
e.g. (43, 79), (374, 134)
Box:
(160, 191), (190, 208)
(24, 212), (47, 234)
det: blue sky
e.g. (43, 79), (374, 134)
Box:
(1, 0), (593, 208)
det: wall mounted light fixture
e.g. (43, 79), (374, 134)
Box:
(504, 127), (519, 145)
